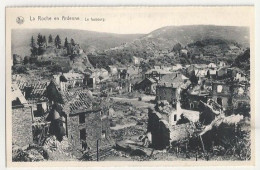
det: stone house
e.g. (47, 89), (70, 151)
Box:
(147, 101), (199, 149)
(211, 81), (233, 110)
(45, 81), (112, 151)
(156, 72), (190, 104)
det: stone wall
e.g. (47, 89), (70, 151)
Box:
(12, 107), (33, 147)
(67, 110), (111, 151)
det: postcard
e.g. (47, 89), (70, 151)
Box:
(5, 6), (255, 167)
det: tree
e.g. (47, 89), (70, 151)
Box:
(23, 56), (30, 64)
(64, 37), (68, 48)
(30, 36), (37, 56)
(37, 33), (45, 55)
(48, 34), (53, 44)
(70, 38), (75, 46)
(172, 43), (182, 52)
(43, 36), (47, 46)
(54, 35), (61, 49)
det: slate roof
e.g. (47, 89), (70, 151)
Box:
(158, 73), (190, 89)
(60, 90), (94, 114)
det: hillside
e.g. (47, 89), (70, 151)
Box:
(11, 29), (144, 56)
(102, 25), (249, 66)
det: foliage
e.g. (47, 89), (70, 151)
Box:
(48, 34), (53, 44)
(55, 35), (61, 49)
(64, 37), (68, 48)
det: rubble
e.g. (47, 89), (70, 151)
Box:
(12, 144), (49, 162)
(43, 135), (70, 152)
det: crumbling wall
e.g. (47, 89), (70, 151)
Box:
(12, 107), (33, 147)
(148, 108), (170, 149)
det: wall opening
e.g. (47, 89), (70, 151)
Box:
(79, 113), (85, 124)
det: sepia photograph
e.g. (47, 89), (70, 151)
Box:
(5, 7), (254, 166)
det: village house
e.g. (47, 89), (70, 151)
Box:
(107, 65), (118, 75)
(135, 77), (158, 95)
(156, 72), (190, 104)
(117, 68), (130, 80)
(186, 64), (208, 77)
(145, 68), (172, 80)
(208, 63), (217, 69)
(218, 61), (227, 67)
(147, 100), (199, 149)
(211, 81), (233, 111)
(132, 56), (140, 65)
(53, 72), (85, 91)
(45, 81), (112, 151)
(184, 84), (211, 111)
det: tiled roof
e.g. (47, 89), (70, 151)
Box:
(61, 90), (94, 114)
(158, 73), (190, 88)
(16, 81), (49, 100)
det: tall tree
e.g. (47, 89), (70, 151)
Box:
(55, 35), (61, 49)
(48, 34), (53, 44)
(43, 36), (47, 46)
(30, 36), (37, 56)
(64, 37), (68, 48)
(70, 38), (75, 46)
(37, 33), (45, 55)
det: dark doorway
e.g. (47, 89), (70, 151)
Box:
(217, 97), (222, 106)
(80, 128), (86, 140)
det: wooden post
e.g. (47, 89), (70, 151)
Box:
(97, 139), (99, 161)
(199, 135), (206, 157)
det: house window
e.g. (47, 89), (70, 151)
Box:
(80, 128), (86, 140)
(174, 114), (177, 121)
(217, 85), (223, 93)
(79, 114), (85, 124)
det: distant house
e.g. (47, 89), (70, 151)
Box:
(53, 72), (85, 91)
(218, 61), (227, 67)
(216, 67), (229, 78)
(186, 64), (208, 76)
(211, 81), (233, 110)
(184, 84), (210, 110)
(107, 65), (118, 75)
(208, 63), (217, 69)
(132, 56), (140, 65)
(227, 67), (248, 82)
(135, 77), (158, 94)
(145, 69), (172, 80)
(170, 64), (183, 72)
(207, 69), (217, 79)
(118, 68), (130, 80)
